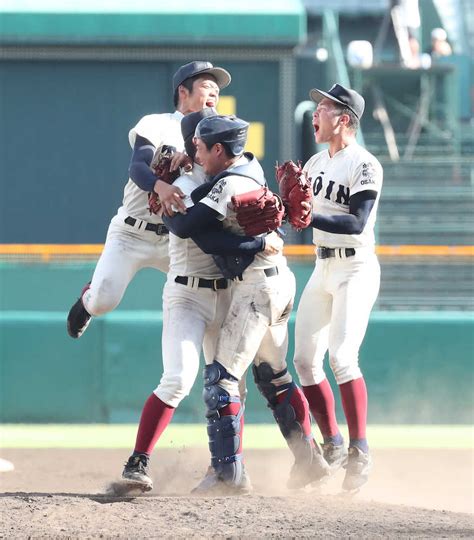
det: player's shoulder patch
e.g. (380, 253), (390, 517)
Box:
(359, 161), (377, 186)
(206, 178), (228, 204)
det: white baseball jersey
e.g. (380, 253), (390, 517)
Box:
(168, 165), (223, 279)
(294, 141), (383, 387)
(82, 113), (181, 317)
(201, 156), (287, 272)
(303, 142), (383, 248)
(116, 111), (185, 224)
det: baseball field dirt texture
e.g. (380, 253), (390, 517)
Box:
(0, 425), (472, 538)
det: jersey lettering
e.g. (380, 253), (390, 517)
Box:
(313, 173), (350, 207)
(335, 185), (350, 205)
(325, 181), (335, 200)
(313, 173), (324, 197)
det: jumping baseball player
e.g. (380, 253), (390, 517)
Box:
(164, 115), (330, 493)
(66, 61), (231, 338)
(292, 84), (383, 491)
(119, 109), (280, 493)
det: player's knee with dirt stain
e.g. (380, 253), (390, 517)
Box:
(83, 278), (123, 316)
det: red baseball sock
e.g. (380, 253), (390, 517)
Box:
(303, 379), (339, 438)
(134, 393), (175, 455)
(221, 401), (243, 454)
(339, 377), (368, 440)
(277, 385), (314, 443)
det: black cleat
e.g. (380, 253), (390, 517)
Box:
(67, 284), (91, 338)
(121, 454), (153, 492)
(322, 442), (348, 472)
(191, 465), (252, 496)
(342, 446), (372, 491)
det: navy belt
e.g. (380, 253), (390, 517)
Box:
(317, 247), (356, 259)
(264, 266), (279, 277)
(236, 266), (279, 281)
(175, 276), (229, 290)
(124, 216), (169, 235)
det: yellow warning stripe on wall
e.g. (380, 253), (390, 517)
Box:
(1, 244), (473, 259)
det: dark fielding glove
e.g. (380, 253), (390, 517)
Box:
(148, 145), (180, 215)
(275, 160), (313, 230)
(231, 187), (285, 236)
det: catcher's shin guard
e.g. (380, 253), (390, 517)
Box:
(253, 363), (329, 485)
(203, 361), (243, 486)
(253, 364), (310, 458)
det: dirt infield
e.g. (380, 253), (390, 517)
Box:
(1, 448), (472, 538)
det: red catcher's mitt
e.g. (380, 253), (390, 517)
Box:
(231, 186), (285, 236)
(275, 160), (313, 230)
(148, 145), (180, 215)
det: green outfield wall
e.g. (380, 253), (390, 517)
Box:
(1, 261), (473, 425)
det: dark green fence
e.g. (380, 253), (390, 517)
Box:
(1, 262), (472, 424)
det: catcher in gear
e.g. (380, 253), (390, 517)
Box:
(119, 108), (280, 495)
(164, 115), (330, 494)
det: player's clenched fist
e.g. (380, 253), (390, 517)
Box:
(262, 233), (284, 256)
(148, 146), (188, 217)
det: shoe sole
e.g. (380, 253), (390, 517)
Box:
(106, 479), (153, 497)
(338, 487), (361, 497)
(342, 474), (370, 491)
(287, 469), (331, 490)
(191, 483), (252, 496)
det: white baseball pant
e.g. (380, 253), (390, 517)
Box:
(155, 275), (232, 408)
(215, 267), (296, 394)
(82, 215), (169, 316)
(294, 249), (380, 386)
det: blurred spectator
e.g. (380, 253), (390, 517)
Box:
(393, 0), (422, 68)
(428, 28), (453, 59)
(374, 0), (422, 68)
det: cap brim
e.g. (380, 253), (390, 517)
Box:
(309, 88), (361, 118)
(198, 67), (231, 89)
(309, 88), (344, 106)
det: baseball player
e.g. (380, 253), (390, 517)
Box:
(120, 109), (280, 493)
(164, 115), (330, 493)
(66, 61), (231, 338)
(293, 84), (383, 491)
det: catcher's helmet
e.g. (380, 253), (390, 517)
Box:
(195, 115), (249, 156)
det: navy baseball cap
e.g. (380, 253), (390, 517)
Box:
(310, 83), (365, 119)
(195, 115), (249, 156)
(173, 61), (231, 93)
(181, 108), (218, 157)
